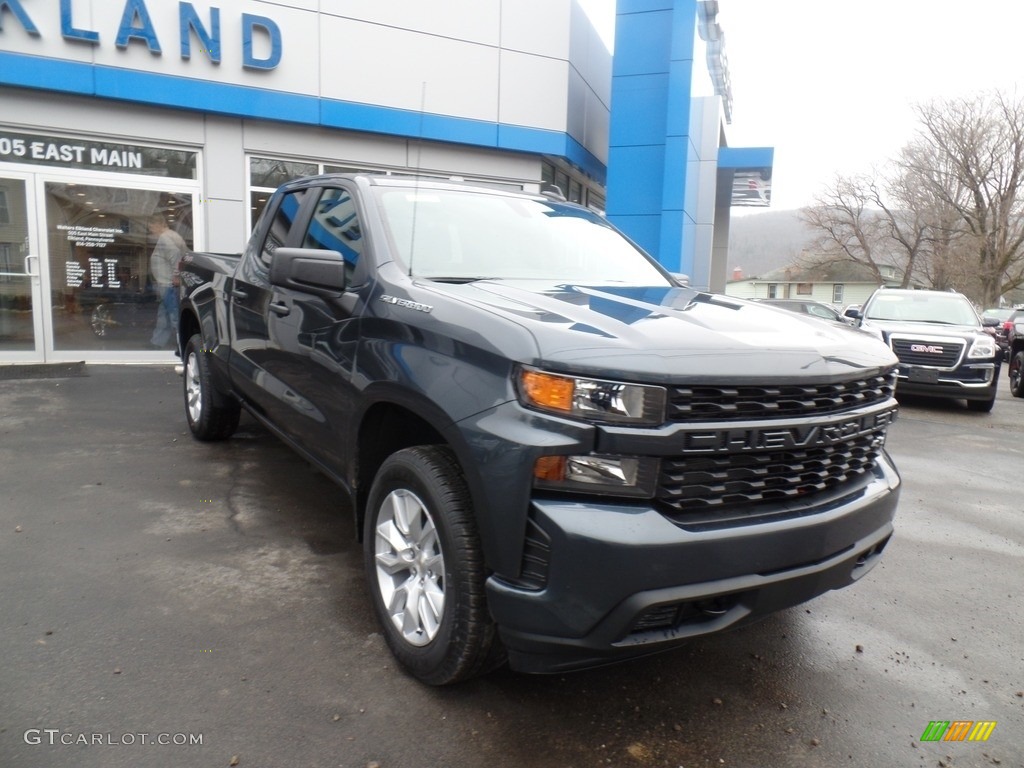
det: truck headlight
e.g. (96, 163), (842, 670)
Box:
(968, 336), (997, 359)
(517, 367), (666, 425)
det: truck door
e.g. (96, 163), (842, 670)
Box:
(263, 184), (370, 477)
(228, 186), (317, 430)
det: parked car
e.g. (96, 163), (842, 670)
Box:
(1006, 308), (1024, 397)
(756, 298), (855, 325)
(855, 288), (1001, 411)
(981, 307), (1014, 359)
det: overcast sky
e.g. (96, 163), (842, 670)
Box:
(578, 0), (1024, 210)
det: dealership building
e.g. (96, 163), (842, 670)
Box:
(0, 0), (771, 363)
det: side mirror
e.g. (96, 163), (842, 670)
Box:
(845, 308), (863, 320)
(981, 316), (1000, 328)
(269, 247), (347, 296)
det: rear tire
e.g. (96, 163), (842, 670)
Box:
(183, 334), (240, 441)
(1010, 351), (1024, 398)
(364, 445), (503, 685)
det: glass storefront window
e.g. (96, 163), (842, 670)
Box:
(249, 158), (318, 190)
(46, 182), (193, 351)
(0, 177), (33, 351)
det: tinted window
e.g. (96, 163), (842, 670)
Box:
(259, 189), (309, 268)
(303, 188), (363, 277)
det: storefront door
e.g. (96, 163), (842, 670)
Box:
(1, 130), (201, 363)
(0, 171), (199, 363)
(0, 173), (45, 361)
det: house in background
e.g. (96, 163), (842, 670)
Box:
(725, 261), (905, 309)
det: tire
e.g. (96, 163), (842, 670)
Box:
(1010, 351), (1024, 398)
(183, 334), (240, 441)
(364, 445), (503, 685)
(966, 395), (995, 413)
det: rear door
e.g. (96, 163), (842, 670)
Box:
(227, 185), (316, 430)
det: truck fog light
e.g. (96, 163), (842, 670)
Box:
(533, 455), (659, 498)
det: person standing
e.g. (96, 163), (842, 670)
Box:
(148, 214), (187, 349)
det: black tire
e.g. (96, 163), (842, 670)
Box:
(966, 395), (995, 413)
(1010, 351), (1024, 398)
(363, 445), (503, 685)
(183, 334), (240, 441)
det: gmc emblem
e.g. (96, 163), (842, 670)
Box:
(910, 344), (944, 354)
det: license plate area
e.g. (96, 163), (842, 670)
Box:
(907, 367), (940, 384)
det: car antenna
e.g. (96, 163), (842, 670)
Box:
(408, 82), (427, 277)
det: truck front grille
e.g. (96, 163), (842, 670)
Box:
(657, 430), (882, 515)
(655, 392), (896, 526)
(666, 371), (895, 422)
(891, 337), (964, 368)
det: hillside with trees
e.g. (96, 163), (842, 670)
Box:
(726, 210), (814, 278)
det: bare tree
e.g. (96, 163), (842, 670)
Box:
(800, 91), (1024, 306)
(799, 173), (918, 287)
(900, 91), (1024, 305)
(799, 174), (893, 284)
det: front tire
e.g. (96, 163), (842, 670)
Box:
(364, 446), (502, 685)
(1010, 350), (1024, 398)
(183, 334), (240, 441)
(966, 395), (995, 413)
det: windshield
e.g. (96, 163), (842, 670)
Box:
(374, 187), (672, 286)
(864, 292), (980, 326)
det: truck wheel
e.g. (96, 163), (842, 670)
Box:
(966, 395), (995, 413)
(1010, 351), (1024, 398)
(364, 446), (502, 685)
(183, 334), (240, 441)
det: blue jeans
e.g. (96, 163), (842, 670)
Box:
(151, 286), (179, 347)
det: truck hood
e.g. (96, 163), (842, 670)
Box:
(426, 281), (898, 383)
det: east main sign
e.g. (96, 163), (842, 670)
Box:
(0, 0), (282, 69)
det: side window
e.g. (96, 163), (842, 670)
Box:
(303, 187), (364, 275)
(259, 189), (310, 268)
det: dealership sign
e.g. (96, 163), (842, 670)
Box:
(0, 0), (282, 69)
(0, 129), (198, 178)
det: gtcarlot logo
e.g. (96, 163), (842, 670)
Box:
(920, 720), (997, 742)
(24, 729), (203, 746)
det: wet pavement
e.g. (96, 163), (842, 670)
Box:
(1, 365), (1022, 768)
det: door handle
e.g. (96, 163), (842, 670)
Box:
(268, 301), (290, 317)
(24, 255), (39, 277)
(229, 287), (249, 300)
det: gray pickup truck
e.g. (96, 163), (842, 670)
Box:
(176, 173), (902, 684)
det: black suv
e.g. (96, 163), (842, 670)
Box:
(1007, 309), (1024, 397)
(853, 288), (1001, 411)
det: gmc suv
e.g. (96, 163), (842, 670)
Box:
(853, 288), (1001, 411)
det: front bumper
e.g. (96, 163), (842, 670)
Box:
(486, 452), (900, 674)
(895, 361), (999, 401)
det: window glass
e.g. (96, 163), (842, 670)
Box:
(303, 188), (363, 276)
(833, 284), (844, 304)
(259, 189), (310, 268)
(374, 186), (669, 286)
(45, 182), (192, 351)
(249, 158), (318, 189)
(797, 283), (812, 295)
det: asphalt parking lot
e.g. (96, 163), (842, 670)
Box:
(2, 364), (1023, 768)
